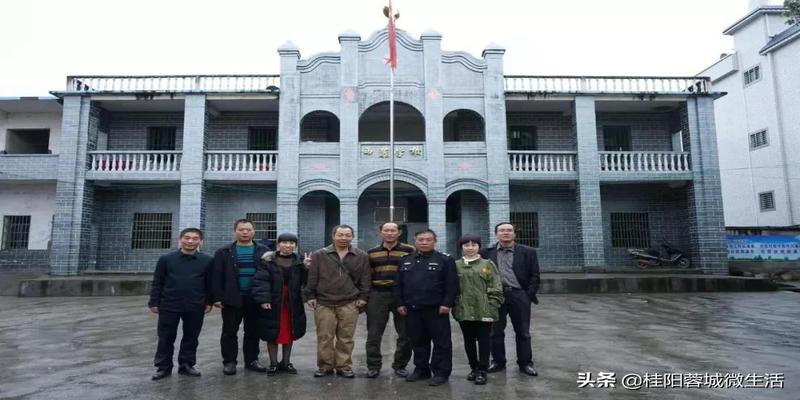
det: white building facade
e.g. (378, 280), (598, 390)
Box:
(700, 3), (800, 232)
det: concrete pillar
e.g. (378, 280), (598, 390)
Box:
(482, 43), (511, 242)
(50, 95), (98, 275)
(686, 97), (728, 275)
(573, 96), (605, 268)
(422, 30), (447, 247)
(179, 94), (207, 230)
(277, 42), (302, 235)
(338, 31), (362, 245)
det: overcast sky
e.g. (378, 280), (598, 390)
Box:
(0, 0), (781, 96)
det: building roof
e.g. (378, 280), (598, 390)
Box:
(0, 97), (62, 113)
(723, 6), (787, 35)
(760, 22), (800, 54)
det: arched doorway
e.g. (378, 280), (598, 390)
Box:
(297, 190), (340, 253)
(359, 102), (425, 142)
(445, 190), (490, 255)
(357, 181), (428, 247)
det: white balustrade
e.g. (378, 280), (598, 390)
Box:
(504, 76), (710, 94)
(600, 152), (691, 172)
(508, 151), (577, 173)
(205, 151), (278, 172)
(67, 75), (280, 93)
(89, 151), (181, 172)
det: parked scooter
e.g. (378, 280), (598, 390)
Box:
(628, 240), (691, 269)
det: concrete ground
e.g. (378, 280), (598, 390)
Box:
(0, 292), (798, 400)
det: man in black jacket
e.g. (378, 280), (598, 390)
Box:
(480, 222), (540, 377)
(395, 229), (459, 386)
(210, 219), (271, 375)
(148, 227), (213, 381)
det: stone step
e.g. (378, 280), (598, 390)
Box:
(13, 273), (780, 297)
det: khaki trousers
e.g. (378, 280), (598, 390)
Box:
(314, 302), (360, 371)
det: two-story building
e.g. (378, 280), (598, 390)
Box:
(0, 29), (728, 275)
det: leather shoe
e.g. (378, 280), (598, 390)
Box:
(223, 363), (236, 375)
(393, 367), (409, 378)
(267, 363), (279, 376)
(314, 369), (334, 377)
(366, 369), (380, 378)
(245, 360), (267, 373)
(151, 369), (171, 381)
(178, 364), (201, 377)
(475, 372), (488, 385)
(336, 368), (355, 378)
(466, 370), (477, 381)
(429, 376), (448, 386)
(279, 361), (297, 374)
(487, 361), (506, 373)
(406, 369), (431, 382)
(520, 364), (538, 376)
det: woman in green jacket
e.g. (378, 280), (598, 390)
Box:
(453, 234), (504, 385)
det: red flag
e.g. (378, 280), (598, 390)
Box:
(384, 5), (398, 69)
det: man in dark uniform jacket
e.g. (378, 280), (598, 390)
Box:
(148, 227), (213, 380)
(481, 222), (540, 377)
(395, 229), (459, 386)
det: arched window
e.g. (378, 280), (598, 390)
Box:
(443, 109), (484, 142)
(301, 111), (340, 142)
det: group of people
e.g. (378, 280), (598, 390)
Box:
(148, 218), (540, 387)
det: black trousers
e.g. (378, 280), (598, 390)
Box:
(154, 309), (205, 370)
(220, 295), (260, 364)
(458, 320), (491, 372)
(407, 306), (452, 378)
(491, 288), (533, 367)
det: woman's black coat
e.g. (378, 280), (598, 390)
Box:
(251, 252), (308, 342)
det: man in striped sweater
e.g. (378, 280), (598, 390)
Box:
(365, 222), (415, 378)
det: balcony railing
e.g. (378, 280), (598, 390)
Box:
(205, 151), (278, 172)
(89, 151), (181, 172)
(504, 76), (710, 95)
(600, 151), (691, 172)
(509, 151), (577, 173)
(66, 75), (280, 93)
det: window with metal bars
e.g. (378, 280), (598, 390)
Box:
(248, 127), (277, 151)
(246, 213), (277, 241)
(743, 65), (761, 86)
(131, 213), (172, 249)
(2, 215), (31, 249)
(610, 212), (650, 248)
(147, 127), (177, 151)
(507, 126), (537, 150)
(749, 130), (768, 150)
(510, 212), (539, 248)
(759, 192), (776, 212)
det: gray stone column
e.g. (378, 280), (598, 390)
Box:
(422, 30), (448, 247)
(277, 42), (302, 235)
(339, 31), (362, 245)
(686, 97), (728, 275)
(573, 96), (605, 268)
(482, 44), (511, 241)
(50, 95), (98, 275)
(179, 94), (207, 230)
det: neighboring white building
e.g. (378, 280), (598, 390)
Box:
(700, 1), (800, 233)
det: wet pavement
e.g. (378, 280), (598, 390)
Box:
(0, 292), (798, 399)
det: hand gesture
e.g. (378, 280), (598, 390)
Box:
(303, 252), (312, 267)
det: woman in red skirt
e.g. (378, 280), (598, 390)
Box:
(252, 233), (309, 375)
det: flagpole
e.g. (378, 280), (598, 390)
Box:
(388, 3), (395, 223)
